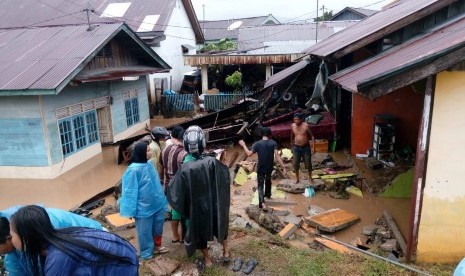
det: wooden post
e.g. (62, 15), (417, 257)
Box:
(406, 75), (435, 262)
(201, 64), (208, 93)
(383, 210), (407, 257)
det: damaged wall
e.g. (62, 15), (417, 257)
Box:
(417, 71), (465, 263)
(351, 86), (424, 155)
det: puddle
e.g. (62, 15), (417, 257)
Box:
(290, 192), (410, 244)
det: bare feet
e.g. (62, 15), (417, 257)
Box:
(204, 257), (213, 267)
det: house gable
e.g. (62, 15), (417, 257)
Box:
(0, 23), (170, 96)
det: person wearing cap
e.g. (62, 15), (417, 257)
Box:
(291, 112), (315, 184)
(238, 127), (287, 209)
(166, 125), (230, 267)
(149, 126), (169, 171)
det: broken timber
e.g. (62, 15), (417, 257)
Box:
(304, 209), (359, 233)
(383, 209), (407, 256)
(314, 237), (352, 254)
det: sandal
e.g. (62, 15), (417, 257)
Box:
(231, 258), (243, 272)
(155, 246), (170, 254)
(242, 258), (258, 274)
(171, 239), (183, 243)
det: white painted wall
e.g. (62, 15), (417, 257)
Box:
(150, 1), (197, 92)
(417, 71), (465, 263)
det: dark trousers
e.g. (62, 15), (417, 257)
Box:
(257, 172), (272, 208)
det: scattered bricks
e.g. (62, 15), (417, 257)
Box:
(376, 227), (392, 239)
(105, 213), (135, 231)
(363, 225), (379, 236)
(278, 223), (298, 239)
(380, 239), (398, 252)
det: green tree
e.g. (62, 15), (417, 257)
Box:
(314, 11), (333, 21)
(225, 70), (242, 92)
(201, 38), (236, 52)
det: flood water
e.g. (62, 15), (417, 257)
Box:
(0, 116), (185, 210)
(0, 115), (411, 246)
(290, 192), (411, 244)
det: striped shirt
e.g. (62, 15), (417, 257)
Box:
(160, 144), (187, 188)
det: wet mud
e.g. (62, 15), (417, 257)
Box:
(0, 115), (411, 248)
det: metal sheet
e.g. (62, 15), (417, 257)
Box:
(330, 15), (465, 93)
(264, 59), (310, 89)
(304, 0), (455, 58)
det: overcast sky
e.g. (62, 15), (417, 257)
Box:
(191, 0), (394, 22)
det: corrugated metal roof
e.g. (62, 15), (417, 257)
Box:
(238, 21), (357, 54)
(264, 59), (311, 89)
(330, 7), (378, 21)
(200, 15), (279, 41)
(183, 53), (301, 66)
(304, 0), (455, 59)
(0, 23), (168, 93)
(352, 7), (379, 17)
(0, 0), (204, 42)
(330, 15), (465, 94)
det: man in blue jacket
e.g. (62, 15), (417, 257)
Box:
(0, 205), (103, 276)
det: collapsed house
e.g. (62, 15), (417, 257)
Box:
(264, 0), (465, 263)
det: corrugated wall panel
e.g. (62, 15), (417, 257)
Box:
(165, 94), (194, 111)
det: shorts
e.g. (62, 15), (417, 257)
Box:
(293, 144), (311, 169)
(171, 209), (182, 221)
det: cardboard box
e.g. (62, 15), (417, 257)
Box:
(315, 139), (329, 153)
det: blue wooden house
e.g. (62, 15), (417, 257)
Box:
(0, 23), (170, 179)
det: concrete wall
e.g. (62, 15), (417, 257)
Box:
(351, 86), (424, 155)
(150, 1), (197, 92)
(417, 71), (465, 263)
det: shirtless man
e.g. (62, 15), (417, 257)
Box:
(290, 113), (315, 184)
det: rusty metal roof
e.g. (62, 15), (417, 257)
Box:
(330, 15), (465, 96)
(183, 53), (302, 66)
(0, 0), (204, 42)
(304, 0), (455, 59)
(0, 23), (169, 95)
(264, 59), (311, 89)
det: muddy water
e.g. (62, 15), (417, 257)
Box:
(0, 115), (411, 247)
(290, 193), (411, 244)
(0, 116), (189, 210)
(0, 146), (126, 210)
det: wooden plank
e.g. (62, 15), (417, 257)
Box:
(407, 76), (434, 262)
(314, 237), (351, 254)
(227, 152), (239, 168)
(304, 209), (359, 233)
(383, 209), (407, 257)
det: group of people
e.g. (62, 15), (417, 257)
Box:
(239, 112), (316, 210)
(120, 124), (231, 267)
(0, 113), (317, 275)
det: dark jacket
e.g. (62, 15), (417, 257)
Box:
(166, 155), (230, 256)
